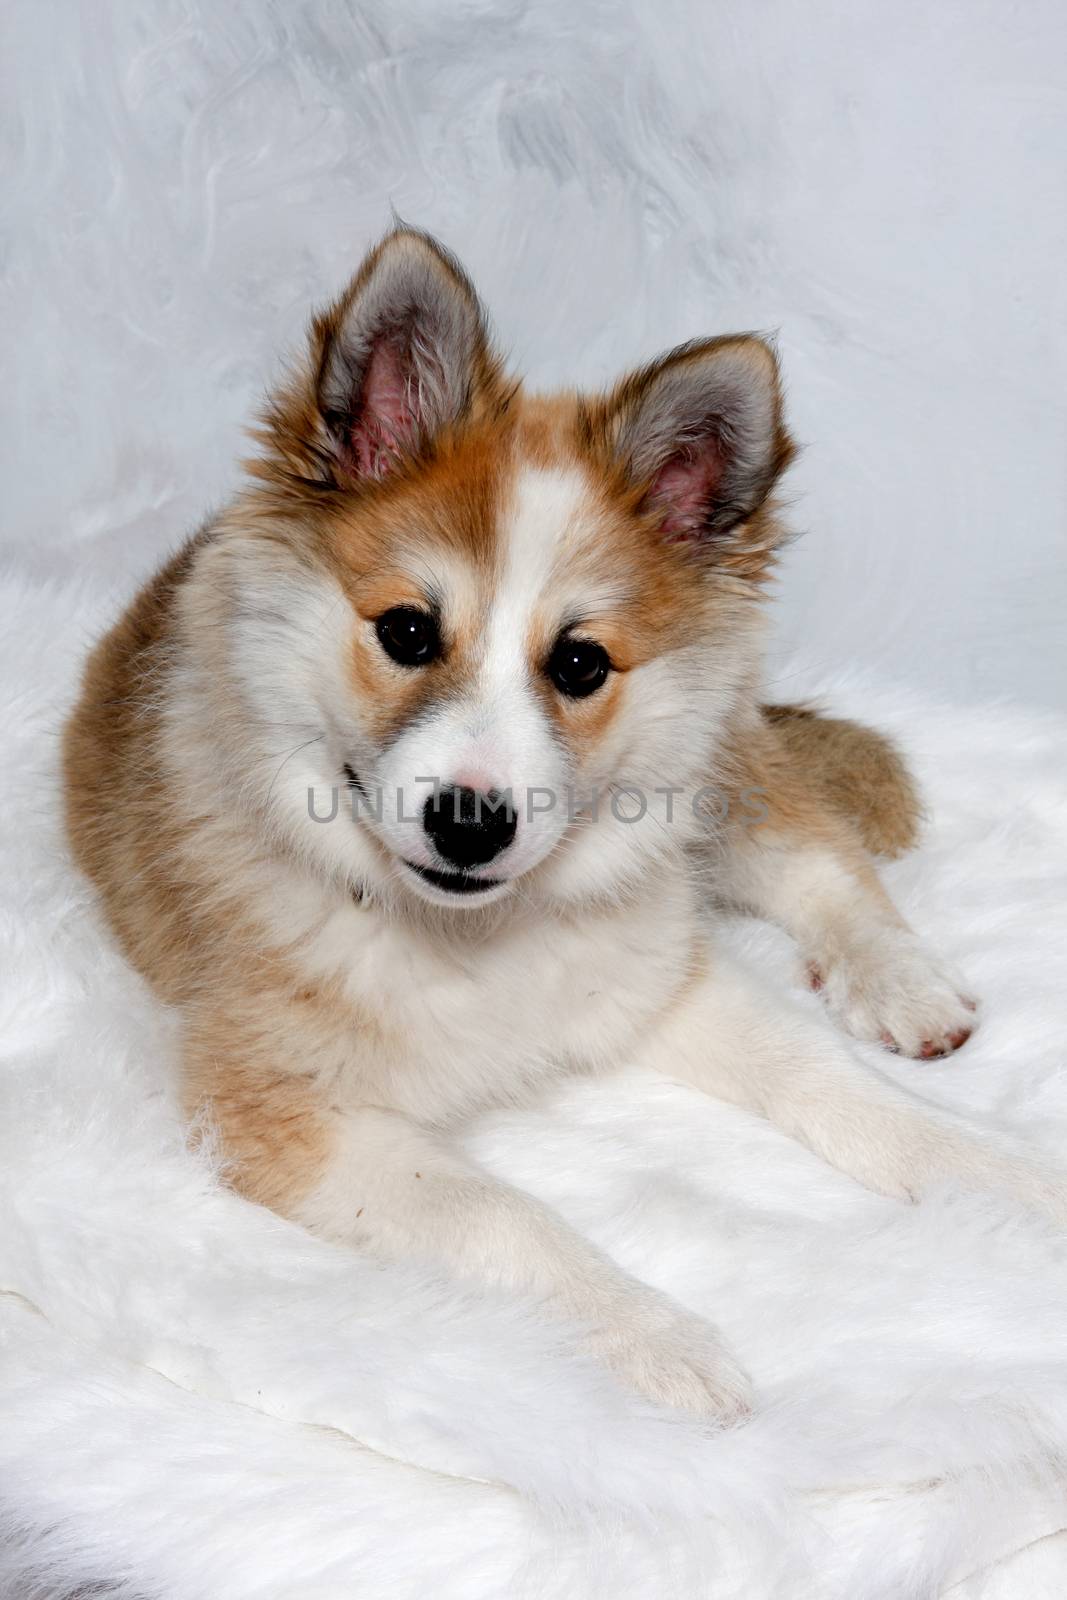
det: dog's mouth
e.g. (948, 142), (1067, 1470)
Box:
(344, 766), (509, 901)
(402, 861), (504, 897)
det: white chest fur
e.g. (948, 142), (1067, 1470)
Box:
(269, 865), (700, 1125)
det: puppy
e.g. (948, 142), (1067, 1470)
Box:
(63, 229), (1065, 1422)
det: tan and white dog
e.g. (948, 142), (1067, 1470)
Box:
(63, 229), (1066, 1423)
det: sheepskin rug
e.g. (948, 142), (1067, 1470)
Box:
(4, 2), (1066, 1595)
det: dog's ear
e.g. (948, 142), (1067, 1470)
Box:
(596, 337), (794, 545)
(268, 229), (502, 488)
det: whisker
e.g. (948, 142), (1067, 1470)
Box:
(265, 734), (325, 808)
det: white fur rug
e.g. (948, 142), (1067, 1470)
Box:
(1, 565), (1067, 1598)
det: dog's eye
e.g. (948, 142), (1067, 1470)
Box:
(376, 607), (441, 667)
(547, 636), (611, 699)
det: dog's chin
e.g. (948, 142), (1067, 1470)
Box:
(398, 858), (514, 909)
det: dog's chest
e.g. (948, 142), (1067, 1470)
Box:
(299, 882), (697, 1122)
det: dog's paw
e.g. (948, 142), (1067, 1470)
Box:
(807, 930), (977, 1060)
(586, 1301), (752, 1425)
(926, 1129), (1067, 1231)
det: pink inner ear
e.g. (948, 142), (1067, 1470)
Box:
(350, 339), (417, 480)
(648, 438), (724, 541)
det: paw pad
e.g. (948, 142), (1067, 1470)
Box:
(917, 1026), (972, 1060)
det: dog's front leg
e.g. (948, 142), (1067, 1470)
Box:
(634, 953), (1067, 1223)
(206, 1076), (750, 1424)
(719, 824), (978, 1060)
(709, 709), (977, 1057)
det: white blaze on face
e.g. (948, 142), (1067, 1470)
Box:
(372, 466), (599, 878)
(484, 464), (593, 688)
(479, 466), (589, 745)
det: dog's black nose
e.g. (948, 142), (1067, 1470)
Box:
(423, 786), (517, 870)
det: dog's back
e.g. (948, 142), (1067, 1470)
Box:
(760, 704), (921, 859)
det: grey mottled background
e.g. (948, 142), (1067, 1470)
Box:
(4, 0), (1065, 706)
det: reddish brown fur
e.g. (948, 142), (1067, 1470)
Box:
(760, 704), (922, 859)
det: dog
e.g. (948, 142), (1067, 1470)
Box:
(63, 228), (1066, 1422)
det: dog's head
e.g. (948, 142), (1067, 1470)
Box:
(202, 229), (793, 914)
